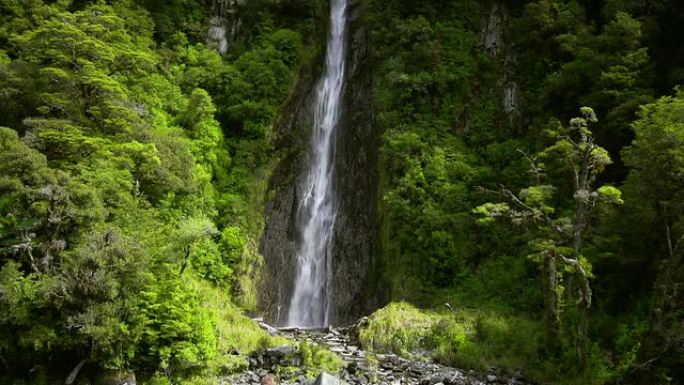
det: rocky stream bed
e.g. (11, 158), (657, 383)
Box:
(223, 321), (531, 385)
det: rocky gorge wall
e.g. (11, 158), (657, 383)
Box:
(206, 0), (244, 55)
(259, 0), (381, 325)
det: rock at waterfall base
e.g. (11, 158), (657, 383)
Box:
(314, 372), (347, 385)
(266, 345), (294, 358)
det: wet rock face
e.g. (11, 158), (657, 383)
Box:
(480, 0), (519, 118)
(207, 0), (246, 55)
(327, 0), (380, 326)
(481, 0), (506, 58)
(259, 0), (380, 326)
(259, 56), (319, 324)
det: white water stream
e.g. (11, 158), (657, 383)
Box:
(286, 0), (348, 327)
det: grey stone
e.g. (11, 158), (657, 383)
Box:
(314, 372), (347, 385)
(229, 322), (530, 385)
(251, 372), (262, 382)
(259, 321), (280, 336)
(266, 345), (294, 358)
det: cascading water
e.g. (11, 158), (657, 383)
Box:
(286, 0), (348, 327)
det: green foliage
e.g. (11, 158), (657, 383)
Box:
(596, 185), (623, 205)
(513, 1), (656, 182)
(360, 302), (597, 384)
(298, 340), (344, 376)
(138, 0), (207, 43)
(136, 275), (217, 372)
(369, 0), (516, 307)
(430, 311), (552, 379)
(623, 89), (684, 204)
(358, 302), (436, 356)
(471, 109), (626, 378)
(472, 203), (511, 225)
(369, 1), (666, 381)
(0, 0), (303, 381)
(368, 1), (683, 382)
(617, 90), (684, 382)
(2, 0), (684, 383)
(520, 185), (556, 214)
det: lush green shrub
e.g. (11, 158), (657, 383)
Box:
(299, 340), (344, 376)
(135, 275), (217, 372)
(0, 0), (309, 380)
(359, 302), (436, 356)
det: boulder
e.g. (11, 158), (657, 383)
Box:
(420, 375), (449, 385)
(258, 321), (280, 336)
(314, 372), (347, 385)
(266, 345), (294, 358)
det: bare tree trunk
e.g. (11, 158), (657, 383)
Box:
(569, 144), (593, 373)
(543, 250), (561, 352)
(575, 267), (591, 374)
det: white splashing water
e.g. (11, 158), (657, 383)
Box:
(287, 0), (348, 327)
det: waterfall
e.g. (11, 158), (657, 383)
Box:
(286, 0), (348, 327)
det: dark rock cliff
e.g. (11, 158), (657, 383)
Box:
(259, 0), (379, 326)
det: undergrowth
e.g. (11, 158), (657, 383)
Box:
(359, 302), (615, 385)
(299, 340), (344, 377)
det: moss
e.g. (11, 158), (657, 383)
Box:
(299, 340), (344, 377)
(270, 341), (344, 380)
(359, 302), (436, 356)
(229, 160), (273, 312)
(232, 238), (264, 312)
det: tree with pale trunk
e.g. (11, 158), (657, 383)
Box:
(474, 107), (623, 373)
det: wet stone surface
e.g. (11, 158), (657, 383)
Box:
(222, 323), (530, 385)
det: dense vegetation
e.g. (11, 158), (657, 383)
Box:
(368, 0), (683, 384)
(0, 0), (683, 384)
(0, 0), (322, 383)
